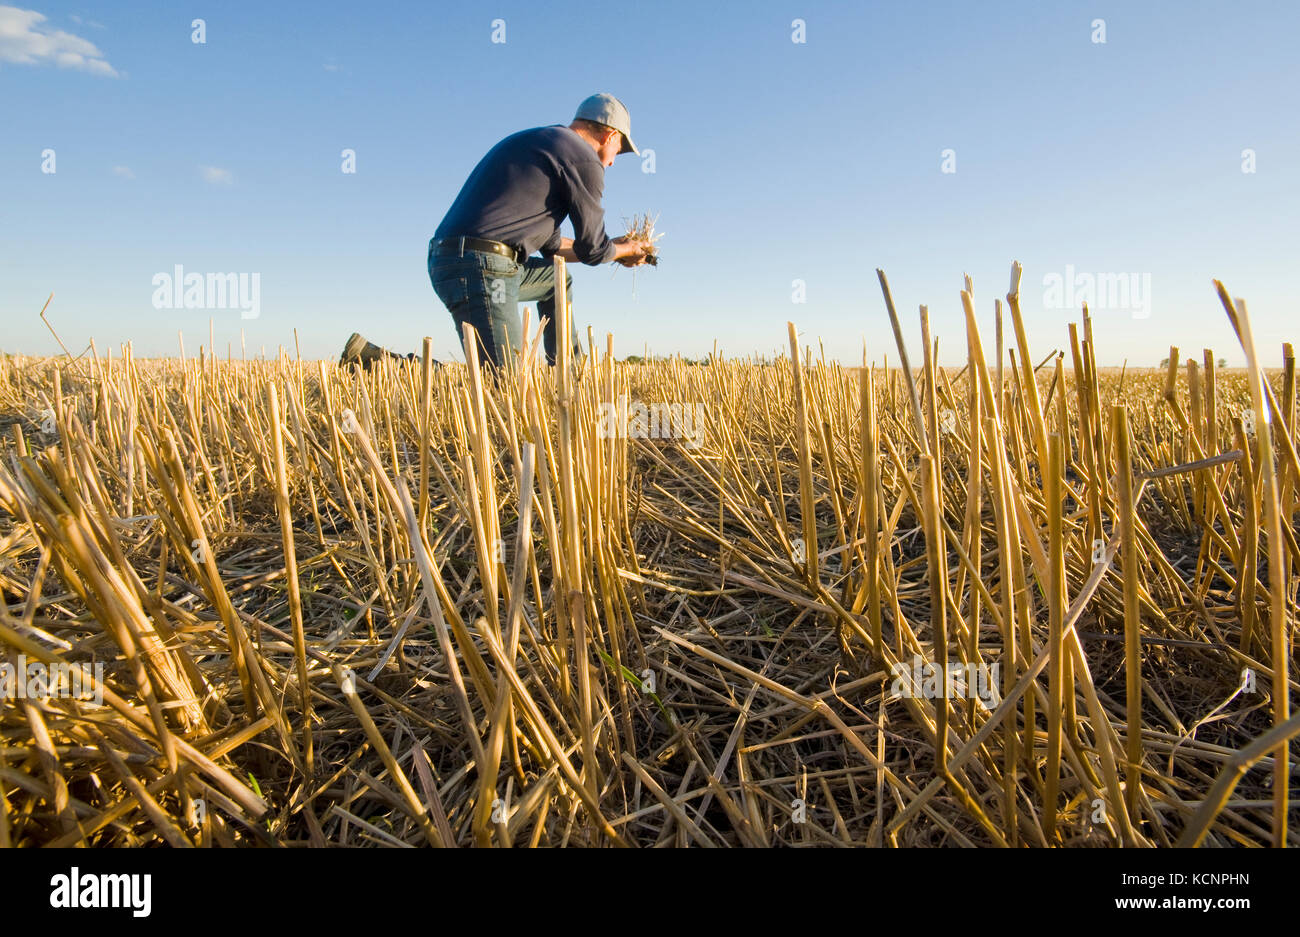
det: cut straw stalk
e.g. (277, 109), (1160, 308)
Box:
(788, 322), (818, 584)
(268, 385), (313, 781)
(1215, 283), (1290, 847)
(552, 256), (601, 803)
(1114, 404), (1144, 818)
(859, 365), (883, 655)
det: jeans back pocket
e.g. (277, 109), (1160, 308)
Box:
(432, 275), (469, 311)
(477, 251), (521, 279)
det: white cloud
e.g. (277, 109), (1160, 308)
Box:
(323, 63), (340, 72)
(200, 166), (233, 185)
(0, 6), (117, 76)
(111, 165), (134, 179)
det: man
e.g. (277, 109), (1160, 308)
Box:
(341, 93), (651, 370)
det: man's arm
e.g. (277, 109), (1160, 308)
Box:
(564, 158), (655, 265)
(553, 236), (650, 266)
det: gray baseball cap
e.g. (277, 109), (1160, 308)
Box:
(574, 93), (639, 156)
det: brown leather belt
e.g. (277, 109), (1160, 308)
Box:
(430, 235), (526, 264)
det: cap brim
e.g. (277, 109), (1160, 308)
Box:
(620, 133), (639, 156)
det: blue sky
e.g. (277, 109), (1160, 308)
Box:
(2, 0), (1297, 365)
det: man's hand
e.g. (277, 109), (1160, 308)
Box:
(612, 235), (652, 267)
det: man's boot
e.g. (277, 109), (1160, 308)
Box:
(340, 332), (382, 368)
(339, 332), (419, 369)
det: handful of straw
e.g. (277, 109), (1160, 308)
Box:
(623, 212), (664, 266)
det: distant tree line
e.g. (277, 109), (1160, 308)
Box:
(1159, 357), (1227, 368)
(623, 355), (710, 366)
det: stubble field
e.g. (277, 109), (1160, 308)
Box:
(1, 266), (1296, 847)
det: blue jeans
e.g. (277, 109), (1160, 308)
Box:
(428, 238), (581, 367)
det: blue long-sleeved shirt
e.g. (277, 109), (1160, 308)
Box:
(433, 125), (617, 265)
